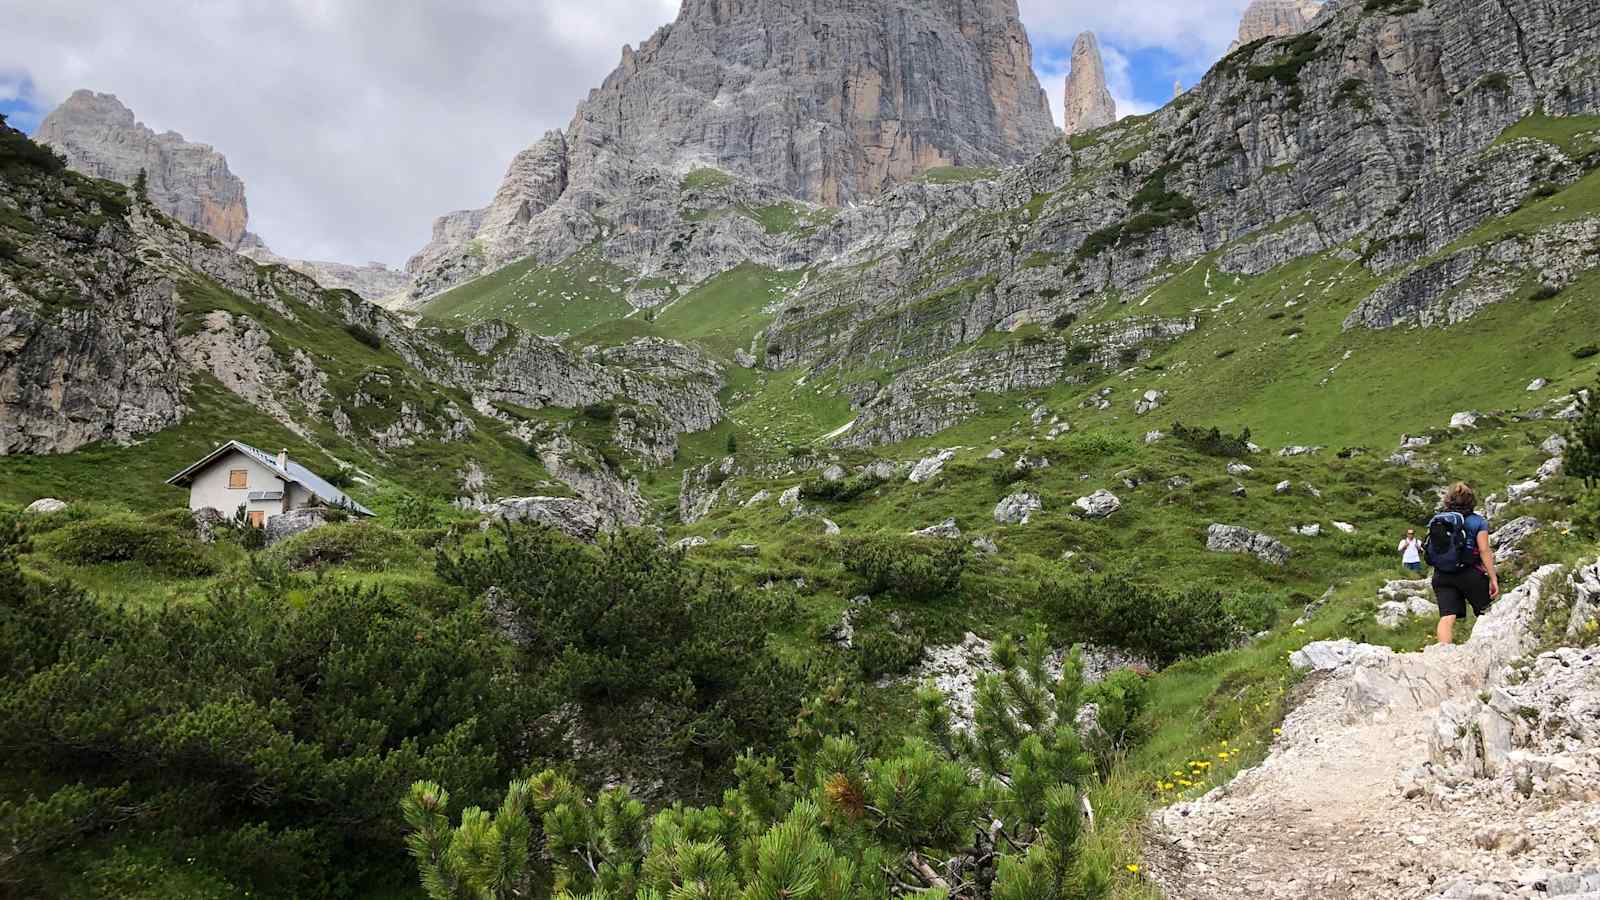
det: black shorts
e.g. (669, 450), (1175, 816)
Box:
(1433, 568), (1492, 618)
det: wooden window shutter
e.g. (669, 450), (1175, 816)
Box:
(229, 469), (249, 489)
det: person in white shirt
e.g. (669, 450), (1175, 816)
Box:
(1398, 528), (1424, 573)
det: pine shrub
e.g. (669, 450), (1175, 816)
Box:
(842, 535), (966, 601)
(36, 514), (217, 576)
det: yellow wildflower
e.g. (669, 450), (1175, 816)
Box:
(1127, 864), (1141, 874)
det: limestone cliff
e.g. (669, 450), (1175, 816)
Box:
(404, 0), (1058, 302)
(1228, 0), (1323, 52)
(1063, 32), (1117, 135)
(35, 90), (412, 304)
(764, 0), (1600, 401)
(36, 90), (250, 248)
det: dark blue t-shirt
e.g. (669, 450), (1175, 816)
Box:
(1464, 513), (1488, 559)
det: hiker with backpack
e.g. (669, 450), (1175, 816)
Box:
(1425, 482), (1500, 645)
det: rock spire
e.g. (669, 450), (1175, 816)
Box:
(1062, 31), (1118, 135)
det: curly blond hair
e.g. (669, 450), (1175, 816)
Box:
(1443, 482), (1477, 512)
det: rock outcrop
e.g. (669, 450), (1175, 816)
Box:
(1206, 524), (1291, 566)
(403, 0), (1058, 301)
(1228, 0), (1321, 53)
(35, 90), (411, 303)
(36, 90), (250, 247)
(1062, 32), (1117, 135)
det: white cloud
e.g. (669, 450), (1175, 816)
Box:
(1017, 0), (1251, 65)
(0, 1), (1245, 267)
(0, 0), (679, 266)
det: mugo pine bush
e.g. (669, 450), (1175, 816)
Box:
(404, 625), (1110, 900)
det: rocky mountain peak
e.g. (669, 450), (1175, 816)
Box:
(1228, 0), (1325, 52)
(36, 89), (250, 248)
(35, 90), (411, 303)
(404, 0), (1058, 301)
(1063, 31), (1117, 135)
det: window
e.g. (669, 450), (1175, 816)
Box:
(228, 469), (248, 489)
(247, 511), (265, 529)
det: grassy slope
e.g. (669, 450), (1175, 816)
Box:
(580, 263), (806, 361)
(421, 244), (637, 336)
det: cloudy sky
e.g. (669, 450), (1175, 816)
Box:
(0, 0), (1251, 268)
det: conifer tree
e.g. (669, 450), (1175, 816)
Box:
(1569, 381), (1599, 488)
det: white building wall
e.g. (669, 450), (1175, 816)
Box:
(186, 450), (288, 521)
(285, 483), (316, 511)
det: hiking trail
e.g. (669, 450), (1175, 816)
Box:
(1148, 565), (1600, 900)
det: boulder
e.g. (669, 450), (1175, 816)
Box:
(1275, 480), (1293, 495)
(1506, 480), (1541, 502)
(778, 486), (802, 509)
(1376, 596), (1436, 628)
(1378, 579), (1433, 600)
(1134, 389), (1165, 416)
(1227, 462), (1254, 476)
(265, 507), (332, 546)
(1278, 445), (1322, 457)
(1294, 523), (1322, 537)
(744, 490), (772, 508)
(984, 449), (1006, 460)
(1490, 516), (1542, 552)
(1072, 490), (1121, 520)
(912, 518), (962, 539)
(1290, 639), (1397, 673)
(1206, 524), (1291, 566)
(1536, 456), (1563, 480)
(1332, 521), (1357, 534)
(995, 492), (1044, 525)
(1449, 411), (1480, 429)
(861, 460), (898, 481)
(1399, 434), (1432, 449)
(820, 464), (847, 483)
(23, 498), (67, 515)
(674, 536), (709, 551)
(482, 497), (608, 542)
(1463, 443), (1485, 457)
(1144, 430), (1166, 445)
(192, 507), (227, 543)
(1541, 434), (1569, 456)
(1231, 484), (1249, 498)
(908, 450), (957, 484)
(971, 536), (999, 555)
(822, 518), (841, 536)
(1527, 377), (1548, 391)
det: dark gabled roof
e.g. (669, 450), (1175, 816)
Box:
(166, 440), (375, 516)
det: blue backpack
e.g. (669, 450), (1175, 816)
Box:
(1424, 511), (1474, 573)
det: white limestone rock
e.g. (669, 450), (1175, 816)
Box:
(1072, 490), (1121, 520)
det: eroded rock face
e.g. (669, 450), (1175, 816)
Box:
(36, 90), (250, 247)
(1063, 32), (1117, 135)
(405, 0), (1057, 299)
(766, 0), (1600, 383)
(1228, 0), (1320, 53)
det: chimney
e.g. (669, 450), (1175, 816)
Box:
(277, 448), (288, 469)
